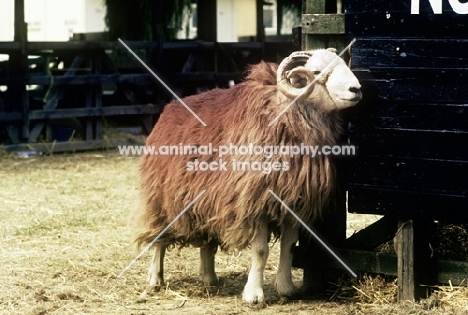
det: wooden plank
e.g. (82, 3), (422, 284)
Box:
(302, 0), (327, 49)
(25, 41), (157, 52)
(438, 259), (468, 285)
(0, 73), (151, 86)
(396, 220), (436, 301)
(93, 56), (103, 140)
(345, 0), (468, 38)
(302, 14), (344, 34)
(312, 248), (468, 286)
(353, 68), (468, 103)
(348, 185), (468, 222)
(40, 105), (162, 119)
(1, 104), (163, 121)
(351, 129), (468, 161)
(309, 248), (399, 277)
(0, 40), (289, 54)
(0, 72), (243, 86)
(351, 39), (468, 69)
(161, 41), (215, 51)
(346, 216), (398, 251)
(95, 85), (103, 140)
(0, 112), (22, 122)
(348, 157), (468, 194)
(21, 88), (29, 141)
(0, 42), (21, 52)
(85, 85), (93, 141)
(396, 219), (418, 301)
(351, 103), (468, 133)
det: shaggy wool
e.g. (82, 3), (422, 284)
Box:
(133, 61), (344, 251)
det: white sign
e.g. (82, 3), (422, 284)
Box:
(411, 0), (468, 14)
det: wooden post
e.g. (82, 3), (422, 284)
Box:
(302, 0), (326, 49)
(301, 0), (345, 51)
(197, 0), (217, 42)
(256, 0), (265, 42)
(297, 0), (348, 296)
(10, 0), (29, 143)
(396, 219), (436, 301)
(94, 56), (103, 140)
(277, 0), (283, 36)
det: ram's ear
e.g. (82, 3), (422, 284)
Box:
(327, 48), (337, 53)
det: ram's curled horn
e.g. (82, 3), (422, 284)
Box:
(277, 51), (316, 100)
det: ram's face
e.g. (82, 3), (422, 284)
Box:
(277, 49), (362, 111)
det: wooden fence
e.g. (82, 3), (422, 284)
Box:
(0, 40), (296, 153)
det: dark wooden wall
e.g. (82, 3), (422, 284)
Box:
(344, 0), (468, 300)
(346, 0), (468, 223)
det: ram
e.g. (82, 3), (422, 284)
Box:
(132, 48), (362, 304)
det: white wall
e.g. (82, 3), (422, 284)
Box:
(217, 0), (236, 42)
(0, 0), (14, 41)
(235, 0), (256, 39)
(0, 0), (106, 42)
(85, 0), (106, 33)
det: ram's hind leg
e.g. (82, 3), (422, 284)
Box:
(275, 224), (299, 297)
(243, 217), (269, 304)
(199, 239), (219, 285)
(147, 244), (166, 287)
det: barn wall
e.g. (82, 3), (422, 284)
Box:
(345, 0), (468, 222)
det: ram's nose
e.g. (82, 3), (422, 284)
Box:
(348, 84), (361, 94)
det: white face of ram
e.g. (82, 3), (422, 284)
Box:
(304, 49), (362, 110)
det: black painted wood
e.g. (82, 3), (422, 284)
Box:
(346, 0), (468, 38)
(348, 185), (468, 222)
(345, 1), (468, 223)
(346, 216), (398, 251)
(351, 39), (468, 69)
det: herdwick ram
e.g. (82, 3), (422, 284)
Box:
(132, 48), (362, 304)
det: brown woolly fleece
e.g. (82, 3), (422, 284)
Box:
(133, 61), (343, 251)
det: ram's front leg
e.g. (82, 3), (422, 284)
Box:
(243, 217), (269, 304)
(139, 244), (166, 299)
(275, 224), (299, 297)
(147, 244), (166, 287)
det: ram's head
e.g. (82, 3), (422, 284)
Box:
(277, 48), (362, 111)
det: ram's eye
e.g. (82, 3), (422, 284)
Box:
(313, 71), (321, 75)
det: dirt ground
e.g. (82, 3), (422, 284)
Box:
(1, 151), (467, 314)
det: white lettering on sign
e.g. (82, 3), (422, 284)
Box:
(411, 0), (468, 14)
